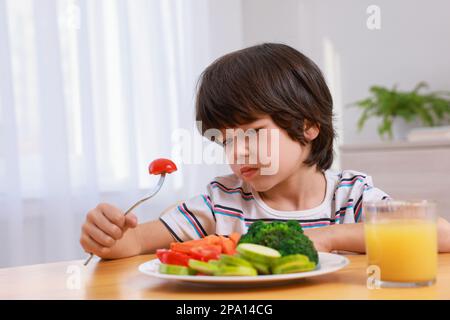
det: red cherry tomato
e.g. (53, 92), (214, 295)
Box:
(149, 158), (177, 175)
(188, 245), (222, 262)
(156, 249), (190, 266)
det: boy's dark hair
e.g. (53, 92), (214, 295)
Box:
(195, 43), (335, 170)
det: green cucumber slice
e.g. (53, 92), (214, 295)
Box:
(219, 254), (253, 267)
(236, 243), (281, 264)
(159, 263), (193, 275)
(272, 261), (316, 274)
(208, 260), (221, 266)
(250, 261), (271, 275)
(214, 265), (258, 276)
(188, 259), (219, 275)
(271, 254), (310, 268)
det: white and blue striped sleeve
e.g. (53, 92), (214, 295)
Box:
(159, 193), (216, 242)
(334, 171), (390, 224)
(355, 175), (391, 222)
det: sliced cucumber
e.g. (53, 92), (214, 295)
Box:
(250, 261), (271, 275)
(208, 260), (221, 266)
(159, 263), (194, 275)
(271, 254), (310, 268)
(219, 254), (253, 268)
(188, 259), (219, 275)
(214, 265), (258, 276)
(236, 243), (281, 264)
(272, 261), (316, 274)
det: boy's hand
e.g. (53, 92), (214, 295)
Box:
(438, 217), (450, 253)
(303, 228), (334, 252)
(80, 203), (138, 257)
(305, 224), (367, 254)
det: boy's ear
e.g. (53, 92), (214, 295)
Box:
(304, 121), (320, 142)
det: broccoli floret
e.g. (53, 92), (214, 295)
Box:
(239, 221), (318, 264)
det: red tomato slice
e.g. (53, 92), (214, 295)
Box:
(156, 249), (191, 266)
(188, 245), (221, 262)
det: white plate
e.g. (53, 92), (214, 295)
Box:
(138, 252), (349, 286)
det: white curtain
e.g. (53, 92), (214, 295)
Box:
(0, 0), (236, 267)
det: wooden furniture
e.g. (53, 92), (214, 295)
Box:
(1, 253), (450, 299)
(340, 140), (450, 220)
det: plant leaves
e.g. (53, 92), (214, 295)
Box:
(352, 82), (450, 138)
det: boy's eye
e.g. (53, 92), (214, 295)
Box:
(250, 127), (264, 135)
(222, 138), (234, 146)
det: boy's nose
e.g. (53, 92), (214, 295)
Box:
(234, 138), (257, 165)
(235, 148), (249, 164)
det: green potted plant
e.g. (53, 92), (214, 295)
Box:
(350, 82), (450, 140)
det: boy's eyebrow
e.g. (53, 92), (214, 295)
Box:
(250, 125), (266, 131)
(221, 123), (267, 134)
(233, 125), (266, 132)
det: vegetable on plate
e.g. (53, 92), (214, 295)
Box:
(156, 221), (319, 276)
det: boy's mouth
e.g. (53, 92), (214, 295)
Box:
(240, 166), (259, 179)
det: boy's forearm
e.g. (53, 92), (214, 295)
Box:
(437, 217), (450, 253)
(303, 223), (366, 253)
(99, 228), (142, 260)
(316, 217), (450, 254)
(327, 223), (366, 253)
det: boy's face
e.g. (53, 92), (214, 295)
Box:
(221, 116), (319, 192)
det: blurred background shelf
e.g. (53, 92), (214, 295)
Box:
(340, 140), (450, 219)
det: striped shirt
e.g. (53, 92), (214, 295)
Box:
(159, 170), (390, 242)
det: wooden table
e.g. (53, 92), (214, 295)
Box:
(1, 254), (450, 299)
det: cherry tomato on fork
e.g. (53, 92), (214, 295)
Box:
(149, 158), (178, 175)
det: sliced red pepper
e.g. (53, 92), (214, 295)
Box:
(170, 240), (205, 254)
(156, 249), (170, 262)
(156, 249), (191, 266)
(188, 245), (222, 262)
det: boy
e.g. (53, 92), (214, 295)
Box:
(80, 43), (450, 259)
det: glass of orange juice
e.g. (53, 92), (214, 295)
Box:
(364, 200), (437, 287)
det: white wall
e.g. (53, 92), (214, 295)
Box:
(240, 0), (450, 145)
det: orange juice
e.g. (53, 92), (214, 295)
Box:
(365, 219), (437, 283)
